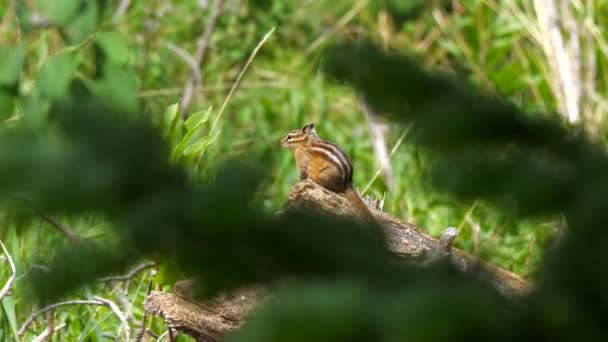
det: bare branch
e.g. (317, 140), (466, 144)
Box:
(98, 261), (156, 283)
(18, 300), (105, 336)
(134, 275), (155, 342)
(34, 323), (67, 342)
(166, 42), (202, 92)
(94, 296), (131, 342)
(424, 227), (458, 266)
(15, 196), (81, 243)
(32, 311), (55, 342)
(180, 0), (224, 116)
(107, 280), (140, 326)
(39, 214), (81, 243)
(19, 297), (134, 339)
(0, 239), (16, 301)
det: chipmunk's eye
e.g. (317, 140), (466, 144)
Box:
(287, 134), (293, 140)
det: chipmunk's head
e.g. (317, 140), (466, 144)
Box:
(281, 123), (318, 149)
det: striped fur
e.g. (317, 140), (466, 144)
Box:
(281, 124), (352, 180)
(309, 141), (353, 185)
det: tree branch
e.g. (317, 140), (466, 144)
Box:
(423, 226), (458, 265)
(94, 296), (131, 341)
(18, 300), (105, 336)
(98, 261), (156, 283)
(15, 196), (82, 243)
(19, 297), (132, 338)
(32, 311), (55, 342)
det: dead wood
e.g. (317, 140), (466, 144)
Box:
(143, 180), (533, 341)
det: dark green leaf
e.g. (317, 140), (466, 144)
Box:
(96, 31), (130, 65)
(22, 90), (51, 129)
(0, 46), (24, 87)
(0, 91), (14, 119)
(65, 0), (99, 43)
(88, 65), (139, 113)
(38, 53), (77, 99)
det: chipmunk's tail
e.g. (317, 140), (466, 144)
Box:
(344, 186), (375, 223)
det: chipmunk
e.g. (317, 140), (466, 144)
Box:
(281, 123), (374, 222)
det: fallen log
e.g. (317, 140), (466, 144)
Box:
(143, 180), (532, 341)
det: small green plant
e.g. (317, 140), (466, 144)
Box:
(162, 102), (220, 166)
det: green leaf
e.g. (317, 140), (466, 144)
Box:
(163, 102), (181, 134)
(96, 31), (130, 65)
(183, 131), (220, 157)
(65, 0), (99, 43)
(0, 91), (14, 119)
(22, 90), (51, 129)
(88, 65), (139, 113)
(34, 0), (80, 26)
(0, 45), (24, 87)
(170, 107), (214, 161)
(1, 297), (18, 339)
(184, 107), (212, 131)
(172, 127), (208, 161)
(38, 53), (77, 99)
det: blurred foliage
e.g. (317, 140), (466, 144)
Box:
(1, 0), (608, 340)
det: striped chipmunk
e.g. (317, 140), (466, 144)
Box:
(281, 123), (374, 222)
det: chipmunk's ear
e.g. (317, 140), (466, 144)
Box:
(302, 123), (316, 134)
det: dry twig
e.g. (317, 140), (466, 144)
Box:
(19, 297), (132, 339)
(134, 275), (155, 342)
(94, 296), (131, 341)
(18, 300), (105, 336)
(15, 196), (81, 243)
(32, 311), (55, 342)
(98, 261), (156, 283)
(424, 227), (458, 265)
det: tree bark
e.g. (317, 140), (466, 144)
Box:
(144, 180), (533, 341)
